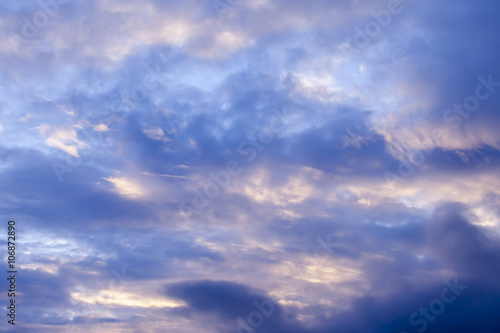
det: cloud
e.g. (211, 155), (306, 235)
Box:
(93, 123), (110, 132)
(165, 280), (304, 333)
(428, 203), (500, 284)
(1, 0), (500, 331)
(102, 176), (147, 199)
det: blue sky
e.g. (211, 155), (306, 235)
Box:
(1, 0), (500, 332)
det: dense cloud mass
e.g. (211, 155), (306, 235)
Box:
(1, 0), (500, 332)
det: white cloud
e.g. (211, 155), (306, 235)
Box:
(141, 126), (170, 142)
(93, 123), (110, 132)
(35, 124), (86, 157)
(71, 289), (185, 308)
(103, 176), (147, 199)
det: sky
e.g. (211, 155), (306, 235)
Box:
(1, 0), (500, 332)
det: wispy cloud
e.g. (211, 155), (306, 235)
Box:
(1, 0), (500, 332)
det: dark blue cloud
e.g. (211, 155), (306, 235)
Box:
(166, 280), (305, 333)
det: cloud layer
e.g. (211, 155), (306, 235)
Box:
(1, 0), (500, 332)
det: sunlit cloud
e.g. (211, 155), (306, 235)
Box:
(102, 176), (147, 199)
(1, 0), (500, 331)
